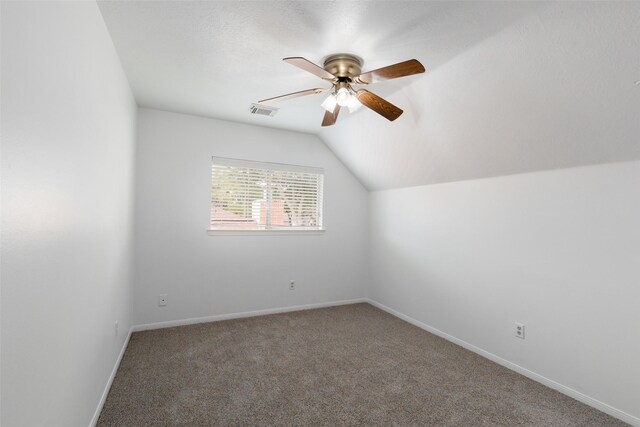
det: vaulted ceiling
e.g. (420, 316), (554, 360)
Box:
(98, 1), (640, 190)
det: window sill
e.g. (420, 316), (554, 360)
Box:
(206, 229), (325, 236)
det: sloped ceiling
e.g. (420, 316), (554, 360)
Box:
(98, 1), (640, 190)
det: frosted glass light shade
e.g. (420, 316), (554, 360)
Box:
(346, 95), (362, 113)
(321, 94), (337, 112)
(336, 87), (350, 107)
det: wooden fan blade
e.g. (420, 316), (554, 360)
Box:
(355, 89), (403, 121)
(321, 104), (341, 127)
(284, 57), (336, 81)
(259, 88), (328, 105)
(354, 59), (425, 85)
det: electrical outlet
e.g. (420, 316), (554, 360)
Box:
(515, 322), (525, 339)
(115, 321), (119, 336)
(289, 280), (295, 290)
(158, 294), (168, 307)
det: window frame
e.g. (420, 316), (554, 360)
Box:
(207, 157), (325, 235)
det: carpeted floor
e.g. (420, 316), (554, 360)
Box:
(98, 303), (627, 426)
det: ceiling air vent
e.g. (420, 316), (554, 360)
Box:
(249, 103), (278, 117)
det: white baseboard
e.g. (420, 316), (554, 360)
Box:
(92, 299), (636, 426)
(366, 298), (639, 427)
(90, 327), (133, 427)
(132, 298), (367, 332)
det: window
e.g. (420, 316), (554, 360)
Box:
(210, 157), (324, 232)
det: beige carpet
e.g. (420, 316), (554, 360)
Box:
(98, 303), (627, 426)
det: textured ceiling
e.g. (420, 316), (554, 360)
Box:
(98, 1), (640, 190)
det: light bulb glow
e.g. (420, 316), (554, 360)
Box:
(321, 94), (337, 112)
(336, 88), (351, 107)
(346, 95), (362, 113)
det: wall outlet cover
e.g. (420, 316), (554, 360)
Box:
(515, 322), (525, 339)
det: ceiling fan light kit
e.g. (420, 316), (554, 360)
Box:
(258, 53), (425, 126)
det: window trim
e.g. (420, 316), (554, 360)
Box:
(206, 229), (325, 236)
(212, 156), (323, 175)
(209, 156), (325, 233)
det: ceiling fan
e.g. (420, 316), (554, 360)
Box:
(258, 54), (425, 126)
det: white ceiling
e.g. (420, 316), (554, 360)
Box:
(98, 1), (640, 190)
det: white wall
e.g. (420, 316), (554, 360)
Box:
(369, 161), (640, 421)
(134, 108), (368, 326)
(1, 2), (136, 426)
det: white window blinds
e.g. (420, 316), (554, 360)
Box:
(210, 157), (324, 231)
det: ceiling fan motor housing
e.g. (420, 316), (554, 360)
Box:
(323, 54), (363, 80)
